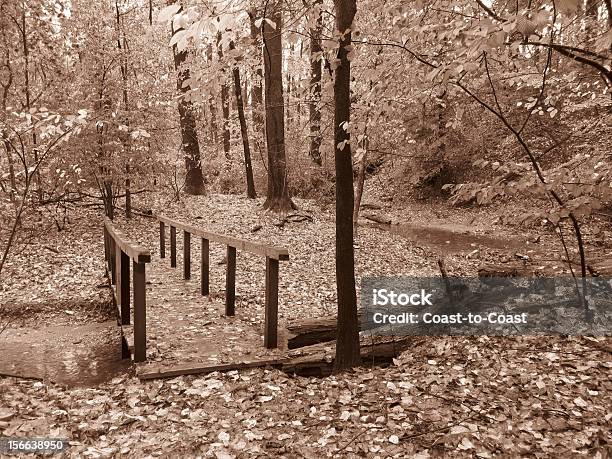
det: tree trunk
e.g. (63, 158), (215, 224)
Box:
(286, 70), (293, 128)
(115, 1), (131, 218)
(2, 133), (16, 202)
(249, 11), (264, 133)
(171, 3), (205, 195)
(606, 0), (612, 29)
(104, 181), (114, 220)
(353, 126), (368, 231)
(262, 1), (294, 212)
(206, 43), (219, 147)
(230, 40), (256, 198)
(21, 5), (42, 203)
(0, 16), (15, 203)
(333, 0), (360, 369)
(309, 0), (324, 166)
(217, 31), (231, 159)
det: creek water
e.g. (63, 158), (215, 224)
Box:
(0, 320), (131, 387)
(389, 222), (527, 253)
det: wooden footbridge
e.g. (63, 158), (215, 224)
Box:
(103, 215), (295, 379)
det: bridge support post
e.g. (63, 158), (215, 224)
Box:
(160, 221), (165, 258)
(264, 256), (279, 348)
(110, 238), (116, 285)
(120, 251), (130, 325)
(201, 238), (209, 295)
(133, 261), (146, 363)
(184, 231), (191, 280)
(104, 227), (110, 270)
(225, 246), (236, 316)
(170, 226), (177, 268)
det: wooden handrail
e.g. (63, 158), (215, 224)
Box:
(157, 214), (289, 261)
(157, 214), (289, 349)
(103, 218), (151, 363)
(104, 218), (151, 263)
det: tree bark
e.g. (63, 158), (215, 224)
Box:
(171, 3), (205, 195)
(333, 0), (360, 369)
(230, 41), (256, 198)
(249, 11), (264, 133)
(262, 1), (294, 212)
(217, 31), (231, 159)
(115, 0), (131, 218)
(606, 0), (612, 29)
(309, 0), (323, 165)
(206, 42), (219, 147)
(0, 9), (15, 202)
(353, 124), (368, 230)
(20, 4), (42, 203)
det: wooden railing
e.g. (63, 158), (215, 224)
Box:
(103, 218), (151, 362)
(157, 215), (289, 349)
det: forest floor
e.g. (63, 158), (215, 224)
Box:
(0, 191), (610, 457)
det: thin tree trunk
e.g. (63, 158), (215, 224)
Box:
(333, 0), (360, 370)
(1, 134), (16, 202)
(206, 43), (219, 146)
(262, 1), (294, 212)
(249, 11), (264, 133)
(170, 2), (205, 195)
(353, 124), (369, 230)
(21, 4), (42, 203)
(116, 0), (131, 217)
(286, 75), (292, 128)
(230, 40), (256, 198)
(217, 31), (231, 159)
(606, 0), (612, 29)
(435, 89), (447, 179)
(0, 13), (15, 202)
(309, 0), (323, 165)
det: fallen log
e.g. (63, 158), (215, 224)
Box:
(286, 312), (365, 349)
(360, 202), (383, 210)
(361, 212), (392, 225)
(282, 336), (421, 377)
(137, 358), (288, 380)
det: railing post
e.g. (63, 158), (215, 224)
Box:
(120, 251), (130, 325)
(104, 226), (109, 267)
(110, 238), (116, 285)
(115, 243), (122, 316)
(170, 226), (176, 268)
(264, 256), (279, 349)
(183, 230), (191, 280)
(115, 244), (129, 324)
(225, 246), (236, 316)
(201, 238), (209, 295)
(160, 221), (165, 258)
(133, 260), (146, 363)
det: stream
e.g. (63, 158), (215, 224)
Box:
(0, 321), (130, 386)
